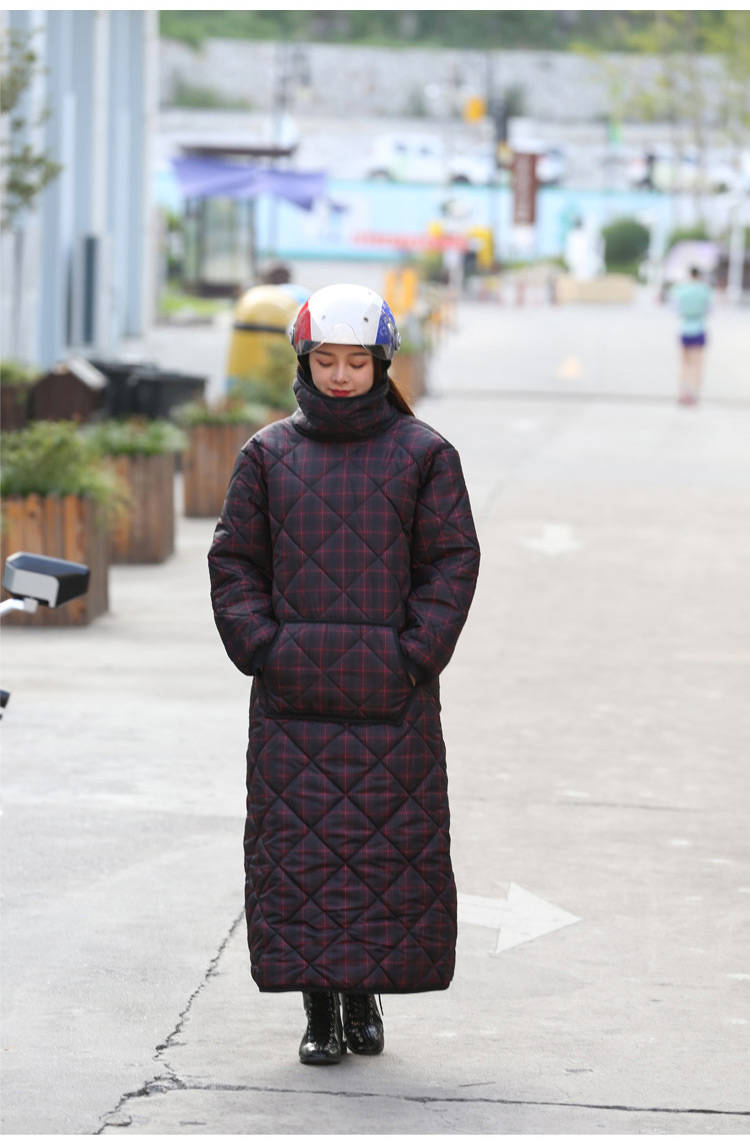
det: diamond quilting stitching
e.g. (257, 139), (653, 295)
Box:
(265, 623), (408, 719)
(229, 417), (477, 993)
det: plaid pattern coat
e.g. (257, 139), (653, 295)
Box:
(209, 371), (480, 993)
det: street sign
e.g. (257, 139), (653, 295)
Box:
(512, 152), (538, 225)
(353, 231), (469, 251)
(458, 883), (581, 954)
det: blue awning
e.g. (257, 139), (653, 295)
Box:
(171, 157), (327, 211)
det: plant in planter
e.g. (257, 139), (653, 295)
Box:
(85, 418), (186, 563)
(176, 396), (272, 518)
(0, 420), (126, 625)
(229, 339), (298, 413)
(0, 359), (38, 430)
(390, 319), (431, 404)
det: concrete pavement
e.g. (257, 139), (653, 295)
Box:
(2, 297), (750, 1134)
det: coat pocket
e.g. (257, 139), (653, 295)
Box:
(262, 622), (414, 723)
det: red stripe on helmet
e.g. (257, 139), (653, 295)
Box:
(294, 302), (312, 348)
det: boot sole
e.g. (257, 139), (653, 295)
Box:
(343, 1038), (384, 1055)
(299, 1051), (345, 1065)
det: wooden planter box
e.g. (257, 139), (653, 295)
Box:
(109, 453), (176, 563)
(391, 351), (428, 403)
(183, 422), (265, 518)
(555, 274), (636, 305)
(0, 495), (109, 626)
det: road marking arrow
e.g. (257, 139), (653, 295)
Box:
(520, 523), (583, 555)
(458, 883), (581, 955)
(557, 355), (584, 381)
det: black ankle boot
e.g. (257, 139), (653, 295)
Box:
(340, 992), (384, 1055)
(299, 990), (346, 1065)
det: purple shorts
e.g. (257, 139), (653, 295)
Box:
(681, 332), (706, 348)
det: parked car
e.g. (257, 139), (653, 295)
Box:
(364, 133), (566, 187)
(364, 134), (495, 185)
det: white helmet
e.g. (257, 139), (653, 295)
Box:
(289, 283), (401, 362)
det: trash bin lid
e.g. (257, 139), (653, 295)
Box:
(233, 285), (302, 331)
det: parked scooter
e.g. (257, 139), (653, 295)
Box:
(1, 552), (90, 717)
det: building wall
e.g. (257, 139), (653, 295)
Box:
(159, 38), (727, 124)
(1, 9), (157, 371)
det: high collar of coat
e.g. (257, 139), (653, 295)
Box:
(291, 368), (399, 442)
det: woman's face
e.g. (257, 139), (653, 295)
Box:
(309, 344), (375, 398)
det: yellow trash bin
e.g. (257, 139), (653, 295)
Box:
(467, 226), (495, 271)
(226, 285), (303, 381)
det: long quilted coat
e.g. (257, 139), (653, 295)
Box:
(209, 370), (480, 993)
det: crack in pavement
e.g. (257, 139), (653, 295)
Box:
(99, 1079), (750, 1124)
(96, 910), (748, 1131)
(96, 910), (245, 1134)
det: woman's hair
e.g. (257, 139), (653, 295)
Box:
(384, 368), (415, 417)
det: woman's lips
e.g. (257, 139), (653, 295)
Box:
(330, 388), (351, 396)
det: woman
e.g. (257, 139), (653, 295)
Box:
(673, 266), (712, 407)
(208, 284), (480, 1065)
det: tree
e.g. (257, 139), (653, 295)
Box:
(706, 12), (750, 300)
(580, 13), (741, 224)
(1, 27), (61, 232)
(706, 12), (750, 165)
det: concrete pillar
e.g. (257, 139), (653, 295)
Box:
(38, 10), (75, 367)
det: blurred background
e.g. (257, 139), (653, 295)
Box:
(1, 8), (748, 402)
(4, 16), (750, 1135)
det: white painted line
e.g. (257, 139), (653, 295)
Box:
(520, 524), (583, 556)
(458, 883), (581, 955)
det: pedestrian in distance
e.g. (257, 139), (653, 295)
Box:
(672, 266), (713, 407)
(208, 284), (480, 1065)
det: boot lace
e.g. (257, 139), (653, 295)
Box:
(308, 991), (336, 1042)
(344, 993), (383, 1024)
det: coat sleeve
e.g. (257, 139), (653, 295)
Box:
(400, 441), (480, 681)
(208, 440), (278, 676)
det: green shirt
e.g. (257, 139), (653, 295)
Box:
(672, 281), (712, 336)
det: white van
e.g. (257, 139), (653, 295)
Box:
(363, 134), (494, 185)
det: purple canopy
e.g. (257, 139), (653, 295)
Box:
(172, 157), (327, 210)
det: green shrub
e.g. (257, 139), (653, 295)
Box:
(85, 418), (186, 457)
(0, 359), (38, 387)
(601, 217), (651, 274)
(665, 225), (711, 252)
(412, 250), (448, 284)
(0, 420), (127, 519)
(176, 397), (271, 428)
(230, 339), (298, 412)
(171, 76), (253, 111)
(157, 288), (231, 321)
